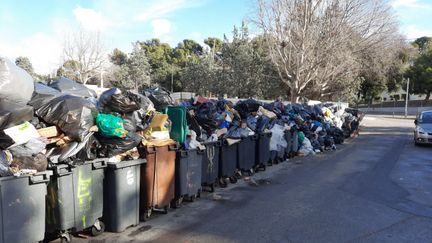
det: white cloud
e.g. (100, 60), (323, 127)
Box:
(134, 0), (203, 21)
(391, 0), (419, 8)
(151, 19), (172, 38)
(73, 6), (111, 31)
(403, 25), (432, 40)
(0, 32), (62, 74)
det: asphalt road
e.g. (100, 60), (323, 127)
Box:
(76, 115), (432, 243)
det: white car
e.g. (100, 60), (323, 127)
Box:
(414, 110), (432, 145)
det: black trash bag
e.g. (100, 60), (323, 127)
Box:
(234, 99), (261, 119)
(225, 126), (250, 139)
(35, 95), (98, 141)
(122, 109), (148, 132)
(143, 87), (174, 111)
(195, 102), (225, 134)
(0, 105), (34, 130)
(96, 132), (141, 157)
(11, 153), (48, 172)
(28, 83), (61, 109)
(99, 88), (140, 113)
(186, 111), (202, 139)
(0, 131), (14, 150)
(126, 91), (153, 112)
(345, 108), (359, 117)
(49, 77), (97, 98)
(324, 135), (335, 148)
(74, 135), (101, 162)
(256, 116), (271, 133)
(327, 127), (344, 144)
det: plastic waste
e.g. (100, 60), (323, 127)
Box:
(96, 132), (142, 157)
(9, 138), (46, 157)
(2, 121), (40, 148)
(0, 105), (34, 130)
(298, 137), (315, 156)
(269, 124), (287, 151)
(96, 114), (128, 138)
(0, 150), (13, 177)
(195, 102), (225, 134)
(10, 153), (48, 172)
(28, 83), (61, 109)
(0, 57), (34, 107)
(99, 88), (140, 113)
(144, 87), (174, 111)
(48, 77), (97, 98)
(35, 95), (98, 141)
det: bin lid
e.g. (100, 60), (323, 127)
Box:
(107, 159), (146, 169)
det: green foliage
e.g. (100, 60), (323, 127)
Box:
(405, 39), (432, 100)
(110, 44), (151, 91)
(15, 56), (34, 76)
(110, 48), (128, 66)
(204, 37), (223, 53)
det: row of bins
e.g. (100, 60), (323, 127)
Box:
(1, 131), (297, 242)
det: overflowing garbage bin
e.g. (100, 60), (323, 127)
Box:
(201, 141), (221, 192)
(0, 171), (52, 243)
(103, 159), (146, 233)
(238, 134), (258, 175)
(255, 132), (272, 170)
(139, 141), (177, 220)
(218, 139), (239, 187)
(46, 159), (107, 242)
(174, 148), (204, 206)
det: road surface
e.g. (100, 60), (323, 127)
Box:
(71, 115), (432, 243)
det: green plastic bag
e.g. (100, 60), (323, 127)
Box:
(96, 113), (128, 138)
(298, 131), (305, 144)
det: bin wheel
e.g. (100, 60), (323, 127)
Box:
(163, 205), (169, 214)
(210, 184), (215, 192)
(235, 171), (242, 179)
(143, 209), (152, 221)
(229, 176), (238, 184)
(189, 195), (196, 202)
(90, 220), (105, 236)
(172, 197), (183, 208)
(257, 164), (266, 171)
(197, 189), (201, 198)
(60, 233), (71, 243)
(219, 178), (228, 188)
(247, 168), (254, 176)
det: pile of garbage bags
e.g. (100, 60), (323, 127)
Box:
(0, 57), (362, 177)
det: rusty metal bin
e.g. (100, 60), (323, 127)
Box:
(138, 142), (178, 220)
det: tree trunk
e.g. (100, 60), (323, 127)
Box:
(290, 90), (299, 104)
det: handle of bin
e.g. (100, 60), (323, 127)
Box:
(29, 172), (50, 184)
(146, 145), (157, 154)
(92, 159), (107, 170)
(252, 134), (259, 140)
(168, 143), (179, 151)
(215, 141), (222, 147)
(54, 165), (73, 176)
(222, 139), (229, 146)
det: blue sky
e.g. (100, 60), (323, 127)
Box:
(0, 0), (431, 74)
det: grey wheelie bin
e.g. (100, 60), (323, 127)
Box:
(218, 139), (239, 187)
(201, 141), (221, 192)
(174, 148), (204, 206)
(0, 171), (52, 243)
(103, 159), (146, 233)
(238, 134), (258, 176)
(46, 159), (107, 242)
(291, 130), (299, 156)
(255, 132), (272, 170)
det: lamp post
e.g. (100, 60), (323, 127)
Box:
(405, 77), (410, 118)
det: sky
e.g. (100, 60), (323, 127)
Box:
(0, 0), (431, 74)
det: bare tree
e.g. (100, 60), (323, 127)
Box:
(254, 0), (400, 102)
(62, 29), (106, 84)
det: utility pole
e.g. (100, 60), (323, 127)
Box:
(405, 77), (410, 118)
